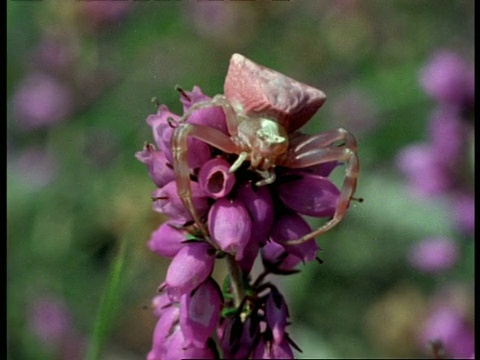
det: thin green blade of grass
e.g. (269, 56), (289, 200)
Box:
(84, 239), (128, 360)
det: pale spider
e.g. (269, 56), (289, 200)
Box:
(171, 53), (359, 245)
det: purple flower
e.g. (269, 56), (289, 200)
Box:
(179, 278), (222, 348)
(451, 193), (474, 236)
(208, 198), (252, 261)
(30, 296), (71, 346)
(219, 315), (260, 359)
(198, 157), (236, 199)
(147, 105), (211, 169)
(252, 335), (295, 359)
(277, 172), (340, 218)
(265, 288), (289, 344)
(147, 305), (180, 360)
(148, 221), (188, 258)
(151, 293), (174, 318)
(152, 180), (209, 222)
(162, 327), (215, 360)
(419, 50), (474, 107)
(269, 213), (319, 264)
(261, 240), (307, 272)
(179, 86), (228, 134)
(408, 237), (459, 273)
(427, 107), (468, 166)
(12, 72), (73, 130)
(420, 305), (475, 359)
(235, 180), (274, 241)
(29, 295), (84, 360)
(135, 144), (175, 188)
(396, 144), (453, 197)
(165, 242), (215, 299)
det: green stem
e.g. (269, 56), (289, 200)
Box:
(225, 254), (245, 308)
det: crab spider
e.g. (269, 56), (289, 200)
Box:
(172, 54), (359, 245)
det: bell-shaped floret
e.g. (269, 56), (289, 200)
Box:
(208, 198), (252, 261)
(152, 180), (209, 222)
(180, 278), (222, 348)
(277, 172), (340, 218)
(165, 242), (215, 299)
(148, 221), (188, 258)
(198, 157), (236, 199)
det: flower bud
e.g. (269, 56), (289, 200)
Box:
(147, 306), (180, 360)
(408, 237), (459, 273)
(198, 157), (236, 199)
(269, 213), (319, 263)
(252, 335), (294, 359)
(419, 50), (474, 107)
(208, 198), (252, 260)
(261, 240), (303, 272)
(236, 181), (274, 241)
(165, 242), (215, 299)
(151, 293), (173, 318)
(180, 278), (222, 348)
(152, 180), (209, 222)
(277, 172), (340, 218)
(147, 105), (212, 169)
(163, 328), (215, 360)
(135, 145), (175, 188)
(148, 221), (187, 258)
(265, 288), (289, 344)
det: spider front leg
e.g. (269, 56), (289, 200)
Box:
(172, 122), (238, 241)
(177, 94), (241, 136)
(279, 128), (359, 245)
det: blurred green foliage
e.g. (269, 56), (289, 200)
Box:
(7, 1), (474, 359)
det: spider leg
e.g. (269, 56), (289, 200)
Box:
(178, 94), (241, 136)
(172, 122), (238, 241)
(279, 128), (359, 245)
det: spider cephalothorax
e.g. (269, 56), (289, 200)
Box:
(171, 53), (359, 245)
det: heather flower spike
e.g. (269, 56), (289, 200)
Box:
(138, 53), (359, 358)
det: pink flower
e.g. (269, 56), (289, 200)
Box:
(270, 213), (319, 264)
(165, 242), (215, 299)
(152, 181), (209, 222)
(419, 50), (474, 107)
(148, 221), (188, 258)
(265, 287), (289, 344)
(208, 198), (252, 261)
(277, 172), (340, 218)
(135, 145), (175, 188)
(420, 305), (475, 359)
(179, 86), (228, 134)
(408, 237), (459, 273)
(180, 278), (222, 348)
(12, 72), (73, 130)
(198, 157), (236, 199)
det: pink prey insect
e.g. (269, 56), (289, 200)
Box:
(171, 53), (359, 245)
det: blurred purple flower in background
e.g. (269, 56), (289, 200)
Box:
(419, 49), (475, 108)
(29, 295), (84, 360)
(408, 237), (459, 273)
(396, 49), (475, 359)
(12, 72), (73, 130)
(396, 49), (474, 236)
(420, 304), (474, 359)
